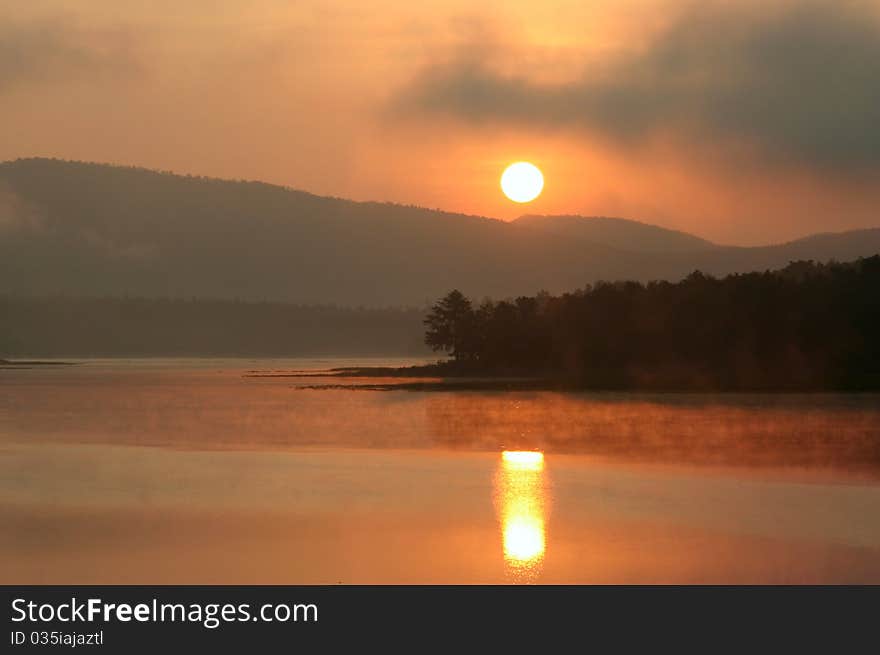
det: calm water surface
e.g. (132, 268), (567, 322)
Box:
(2, 358), (880, 583)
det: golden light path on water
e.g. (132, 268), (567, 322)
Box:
(495, 451), (548, 581)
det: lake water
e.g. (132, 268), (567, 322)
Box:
(2, 358), (880, 583)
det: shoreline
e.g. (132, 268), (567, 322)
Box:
(0, 359), (77, 367)
(271, 364), (880, 393)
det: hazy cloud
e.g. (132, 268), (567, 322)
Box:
(397, 1), (880, 172)
(0, 19), (142, 95)
(0, 184), (44, 233)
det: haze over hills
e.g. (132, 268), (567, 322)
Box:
(514, 214), (717, 253)
(2, 158), (880, 306)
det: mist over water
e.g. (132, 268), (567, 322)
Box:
(2, 358), (880, 583)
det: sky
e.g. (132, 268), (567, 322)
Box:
(2, 0), (879, 245)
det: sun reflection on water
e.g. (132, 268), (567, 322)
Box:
(495, 451), (548, 582)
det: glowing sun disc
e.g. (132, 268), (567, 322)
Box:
(501, 162), (544, 203)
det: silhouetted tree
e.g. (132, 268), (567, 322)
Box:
(423, 290), (477, 362)
(423, 256), (880, 390)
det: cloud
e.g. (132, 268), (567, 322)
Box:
(396, 1), (880, 172)
(0, 19), (142, 95)
(0, 184), (44, 234)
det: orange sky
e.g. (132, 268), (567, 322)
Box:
(2, 0), (879, 245)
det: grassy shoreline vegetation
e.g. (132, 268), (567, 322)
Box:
(321, 256), (880, 392)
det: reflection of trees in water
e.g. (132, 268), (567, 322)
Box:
(425, 392), (880, 472)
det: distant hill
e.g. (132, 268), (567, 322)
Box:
(2, 158), (879, 305)
(514, 214), (716, 252)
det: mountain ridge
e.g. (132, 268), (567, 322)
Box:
(2, 158), (879, 306)
(513, 214), (717, 253)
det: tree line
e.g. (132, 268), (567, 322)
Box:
(424, 256), (880, 390)
(0, 296), (427, 357)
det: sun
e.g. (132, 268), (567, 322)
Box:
(500, 162), (544, 203)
